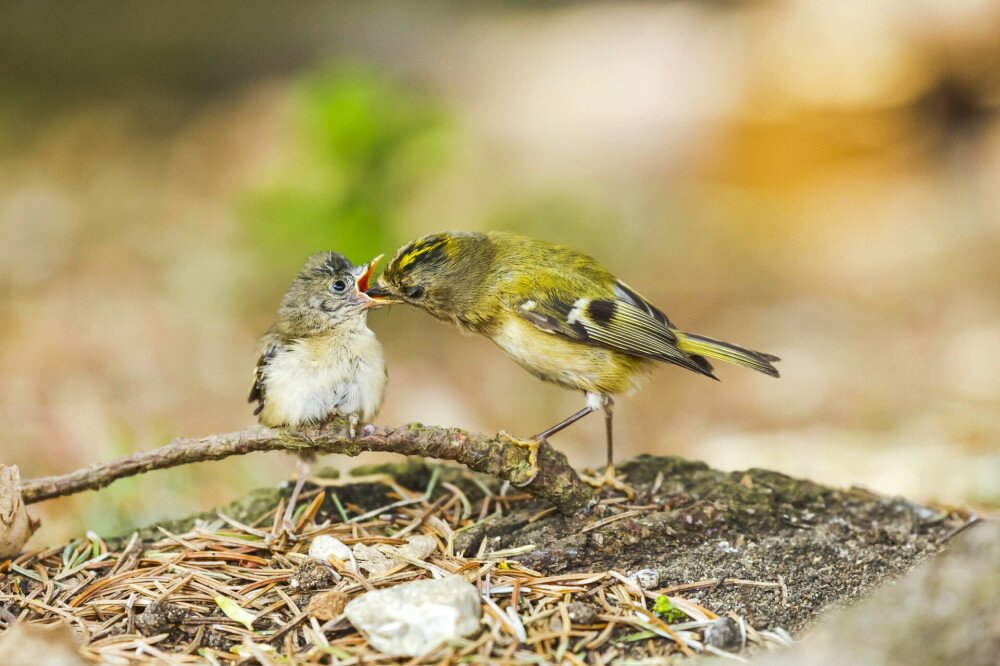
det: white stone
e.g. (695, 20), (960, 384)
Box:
(309, 535), (352, 565)
(353, 542), (393, 575)
(396, 534), (437, 561)
(345, 575), (482, 656)
(628, 568), (660, 589)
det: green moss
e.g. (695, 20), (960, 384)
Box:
(617, 455), (710, 486)
(652, 595), (687, 623)
(107, 486), (281, 548)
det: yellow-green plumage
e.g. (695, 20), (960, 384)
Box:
(368, 230), (779, 476)
(375, 231), (778, 395)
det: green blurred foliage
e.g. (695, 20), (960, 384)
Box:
(240, 67), (450, 280)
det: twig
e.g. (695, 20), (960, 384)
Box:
(17, 423), (596, 513)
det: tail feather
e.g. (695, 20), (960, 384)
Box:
(674, 331), (780, 378)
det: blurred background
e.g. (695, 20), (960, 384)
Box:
(2, 1), (998, 543)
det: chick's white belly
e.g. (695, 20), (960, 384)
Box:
(262, 340), (386, 428)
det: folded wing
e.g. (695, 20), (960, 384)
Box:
(515, 280), (716, 378)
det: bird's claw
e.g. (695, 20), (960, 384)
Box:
(499, 431), (542, 487)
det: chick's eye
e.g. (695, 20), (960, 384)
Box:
(405, 285), (424, 299)
(331, 280), (347, 293)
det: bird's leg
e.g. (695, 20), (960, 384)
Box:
(507, 401), (599, 486)
(605, 396), (614, 469)
(506, 397), (601, 487)
(534, 404), (597, 441)
(580, 395), (635, 498)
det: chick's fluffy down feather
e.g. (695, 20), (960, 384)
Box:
(251, 328), (387, 430)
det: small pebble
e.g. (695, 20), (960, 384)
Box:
(628, 568), (660, 589)
(704, 616), (742, 651)
(309, 535), (352, 565)
(397, 534), (436, 561)
(353, 542), (393, 575)
(345, 575), (481, 656)
(305, 590), (348, 621)
(565, 601), (599, 625)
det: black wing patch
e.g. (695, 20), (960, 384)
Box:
(610, 281), (714, 374)
(248, 343), (279, 416)
(517, 295), (716, 378)
(613, 280), (674, 328)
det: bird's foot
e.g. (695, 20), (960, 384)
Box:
(317, 416), (357, 437)
(498, 431), (542, 487)
(581, 465), (635, 500)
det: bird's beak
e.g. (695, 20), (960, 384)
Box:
(353, 255), (390, 308)
(364, 278), (401, 305)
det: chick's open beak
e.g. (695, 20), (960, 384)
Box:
(352, 255), (388, 307)
(356, 255), (381, 293)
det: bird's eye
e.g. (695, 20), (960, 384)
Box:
(405, 285), (424, 299)
(331, 280), (347, 293)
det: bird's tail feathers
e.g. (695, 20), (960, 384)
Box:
(674, 331), (780, 377)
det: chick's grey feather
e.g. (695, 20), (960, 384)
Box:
(249, 251), (387, 430)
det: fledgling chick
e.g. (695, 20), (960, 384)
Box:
(250, 252), (388, 532)
(366, 231), (779, 495)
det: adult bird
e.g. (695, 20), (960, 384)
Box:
(365, 231), (779, 494)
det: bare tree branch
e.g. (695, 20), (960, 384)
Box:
(18, 423), (596, 513)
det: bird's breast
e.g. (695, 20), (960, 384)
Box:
(491, 317), (646, 395)
(260, 331), (387, 428)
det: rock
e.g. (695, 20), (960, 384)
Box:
(305, 590), (348, 621)
(627, 567), (660, 589)
(353, 542), (393, 575)
(397, 534), (437, 561)
(0, 465), (38, 559)
(350, 536), (438, 576)
(309, 535), (352, 565)
(0, 621), (85, 666)
(566, 601), (599, 625)
(136, 601), (188, 636)
(289, 559), (339, 591)
(345, 575), (482, 656)
(703, 616), (742, 651)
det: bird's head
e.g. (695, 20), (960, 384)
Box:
(365, 231), (494, 324)
(276, 252), (384, 336)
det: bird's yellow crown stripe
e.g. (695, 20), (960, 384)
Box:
(396, 239), (449, 270)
